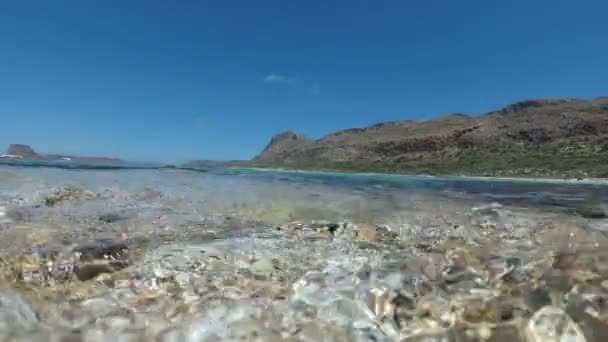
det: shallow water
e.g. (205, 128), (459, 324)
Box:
(1, 163), (608, 341)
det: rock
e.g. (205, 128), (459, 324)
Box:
(363, 287), (394, 319)
(352, 224), (377, 241)
(79, 297), (120, 317)
(158, 327), (187, 342)
(0, 289), (39, 333)
(292, 271), (337, 306)
(420, 255), (446, 282)
(142, 243), (231, 282)
(524, 288), (553, 311)
(310, 220), (331, 230)
(284, 221), (307, 239)
(42, 303), (94, 330)
(511, 226), (533, 240)
(73, 240), (129, 261)
(326, 222), (341, 235)
(566, 300), (608, 342)
(4, 207), (32, 223)
(472, 202), (503, 216)
(526, 305), (587, 342)
(576, 205), (607, 219)
(306, 221), (344, 240)
(98, 213), (124, 223)
(135, 188), (163, 201)
(459, 295), (516, 325)
(7, 144), (38, 158)
(287, 221), (303, 232)
(44, 186), (97, 207)
(351, 223), (399, 242)
(377, 225), (399, 240)
(248, 256), (274, 279)
(75, 261), (128, 281)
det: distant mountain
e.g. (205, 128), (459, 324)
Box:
(7, 144), (38, 158)
(183, 132), (314, 170)
(2, 144), (122, 163)
(252, 97), (608, 178)
(255, 131), (313, 162)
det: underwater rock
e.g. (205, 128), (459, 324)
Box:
(526, 305), (587, 342)
(308, 221), (344, 237)
(524, 287), (553, 311)
(352, 223), (400, 242)
(378, 227), (399, 241)
(352, 223), (378, 241)
(44, 186), (97, 207)
(576, 205), (607, 219)
(73, 240), (129, 261)
(286, 221), (304, 238)
(363, 287), (395, 320)
(3, 207), (32, 223)
(248, 256), (275, 280)
(472, 202), (503, 216)
(0, 289), (39, 333)
(135, 188), (164, 201)
(98, 212), (124, 223)
(565, 296), (608, 342)
(75, 260), (128, 281)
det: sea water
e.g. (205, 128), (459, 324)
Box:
(0, 161), (607, 341)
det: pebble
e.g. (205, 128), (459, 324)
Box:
(0, 289), (38, 332)
(526, 306), (587, 342)
(98, 212), (124, 223)
(75, 260), (128, 281)
(352, 223), (378, 241)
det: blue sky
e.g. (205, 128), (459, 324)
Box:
(1, 0), (607, 162)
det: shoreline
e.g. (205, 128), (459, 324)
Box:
(3, 160), (608, 185)
(230, 166), (608, 185)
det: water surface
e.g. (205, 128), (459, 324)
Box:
(1, 161), (607, 341)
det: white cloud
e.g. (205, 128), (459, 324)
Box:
(263, 73), (296, 84)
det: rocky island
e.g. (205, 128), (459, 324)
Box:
(1, 144), (122, 164)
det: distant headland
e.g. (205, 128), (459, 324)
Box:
(0, 144), (122, 164)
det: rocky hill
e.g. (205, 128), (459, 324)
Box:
(253, 97), (608, 178)
(2, 145), (122, 163)
(7, 144), (38, 158)
(185, 131), (313, 170)
(256, 131), (314, 162)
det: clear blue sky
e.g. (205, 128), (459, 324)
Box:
(1, 0), (607, 163)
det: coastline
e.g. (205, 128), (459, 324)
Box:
(229, 166), (608, 185)
(3, 159), (608, 185)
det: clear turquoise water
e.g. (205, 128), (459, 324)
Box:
(2, 159), (608, 213)
(1, 160), (607, 341)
